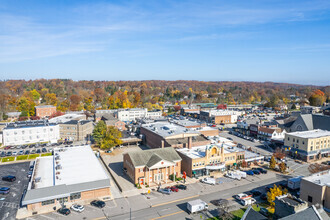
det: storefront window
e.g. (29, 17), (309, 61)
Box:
(42, 199), (55, 206)
(70, 192), (81, 200)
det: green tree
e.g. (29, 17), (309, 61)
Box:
(29, 89), (41, 101)
(92, 121), (107, 145)
(99, 126), (123, 149)
(269, 155), (276, 170)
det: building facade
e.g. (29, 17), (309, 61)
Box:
(300, 170), (330, 211)
(35, 105), (57, 118)
(123, 147), (182, 185)
(200, 110), (241, 124)
(284, 129), (330, 162)
(3, 120), (60, 146)
(115, 108), (162, 122)
(59, 120), (94, 142)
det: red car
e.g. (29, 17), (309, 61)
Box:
(4, 146), (11, 150)
(166, 186), (178, 192)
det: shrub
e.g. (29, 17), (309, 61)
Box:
(41, 153), (52, 157)
(2, 157), (15, 162)
(28, 154), (40, 160)
(17, 155), (29, 160)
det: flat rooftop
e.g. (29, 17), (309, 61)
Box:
(4, 120), (57, 130)
(303, 170), (330, 186)
(23, 145), (110, 205)
(288, 129), (330, 139)
(142, 122), (199, 138)
(35, 105), (56, 108)
(172, 119), (205, 127)
(201, 109), (240, 116)
(49, 113), (84, 123)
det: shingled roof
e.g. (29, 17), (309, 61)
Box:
(126, 147), (182, 167)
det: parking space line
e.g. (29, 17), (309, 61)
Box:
(40, 214), (55, 220)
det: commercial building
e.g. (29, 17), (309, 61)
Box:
(300, 170), (330, 211)
(59, 120), (94, 142)
(115, 108), (162, 122)
(35, 105), (57, 118)
(284, 129), (330, 162)
(300, 106), (321, 114)
(140, 122), (210, 149)
(199, 110), (241, 124)
(2, 120), (60, 146)
(22, 145), (111, 213)
(257, 126), (286, 141)
(176, 138), (263, 177)
(48, 113), (85, 124)
(123, 147), (182, 185)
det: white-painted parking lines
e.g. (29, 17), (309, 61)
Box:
(40, 214), (55, 220)
(0, 201), (19, 209)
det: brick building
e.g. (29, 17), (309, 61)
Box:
(59, 120), (94, 142)
(22, 146), (111, 214)
(123, 147), (182, 185)
(35, 105), (57, 118)
(199, 110), (241, 124)
(101, 114), (126, 131)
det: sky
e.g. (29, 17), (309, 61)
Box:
(0, 0), (330, 85)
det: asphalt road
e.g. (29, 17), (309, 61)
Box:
(0, 162), (30, 220)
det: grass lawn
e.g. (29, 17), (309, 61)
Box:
(2, 156), (15, 162)
(28, 154), (40, 160)
(231, 204), (262, 219)
(17, 155), (29, 160)
(41, 153), (52, 157)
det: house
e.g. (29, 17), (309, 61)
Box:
(284, 129), (330, 162)
(22, 146), (111, 214)
(257, 126), (286, 142)
(241, 205), (267, 220)
(140, 122), (210, 149)
(59, 120), (94, 142)
(35, 105), (57, 118)
(2, 120), (60, 146)
(101, 114), (126, 131)
(123, 147), (182, 185)
(300, 170), (330, 211)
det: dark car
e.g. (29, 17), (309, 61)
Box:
(176, 184), (187, 190)
(6, 151), (12, 157)
(58, 207), (71, 216)
(245, 170), (254, 176)
(255, 168), (267, 174)
(25, 150), (30, 155)
(0, 152), (5, 157)
(252, 170), (261, 175)
(260, 193), (267, 200)
(250, 189), (262, 197)
(0, 187), (10, 194)
(36, 149), (41, 154)
(2, 175), (16, 182)
(90, 200), (105, 208)
(42, 148), (47, 153)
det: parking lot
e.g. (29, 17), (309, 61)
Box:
(0, 162), (30, 220)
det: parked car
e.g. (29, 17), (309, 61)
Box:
(0, 152), (5, 157)
(200, 177), (216, 185)
(58, 207), (71, 216)
(36, 149), (41, 154)
(25, 150), (30, 155)
(245, 170), (254, 176)
(235, 193), (252, 200)
(250, 189), (262, 197)
(18, 150), (24, 155)
(2, 175), (16, 182)
(176, 184), (187, 190)
(168, 186), (179, 192)
(0, 187), (10, 194)
(254, 168), (267, 174)
(31, 150), (36, 154)
(27, 171), (33, 178)
(6, 151), (12, 157)
(240, 198), (256, 206)
(71, 204), (85, 212)
(42, 148), (47, 153)
(90, 200), (106, 208)
(12, 151), (17, 156)
(158, 188), (172, 195)
(252, 169), (261, 175)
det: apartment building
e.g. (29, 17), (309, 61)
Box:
(22, 146), (111, 213)
(284, 129), (330, 162)
(35, 105), (57, 118)
(2, 120), (60, 146)
(300, 170), (330, 211)
(140, 122), (210, 149)
(199, 110), (241, 124)
(123, 147), (182, 185)
(59, 120), (94, 142)
(115, 108), (162, 121)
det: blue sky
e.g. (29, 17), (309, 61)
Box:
(1, 0), (330, 85)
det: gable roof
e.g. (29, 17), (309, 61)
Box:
(279, 206), (329, 220)
(241, 206), (268, 220)
(126, 147), (182, 167)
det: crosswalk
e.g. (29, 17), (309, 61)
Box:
(0, 201), (19, 209)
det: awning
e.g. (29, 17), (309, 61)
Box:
(205, 164), (225, 170)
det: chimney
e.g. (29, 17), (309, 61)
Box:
(188, 137), (192, 149)
(161, 140), (165, 149)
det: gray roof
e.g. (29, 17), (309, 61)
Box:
(295, 114), (330, 131)
(127, 147), (182, 167)
(241, 206), (267, 220)
(279, 206), (329, 220)
(22, 179), (110, 205)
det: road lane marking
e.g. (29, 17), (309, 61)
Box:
(150, 211), (184, 220)
(151, 195), (199, 208)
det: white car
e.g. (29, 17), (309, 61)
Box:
(71, 204), (84, 212)
(240, 198), (256, 206)
(200, 177), (216, 185)
(235, 193), (251, 200)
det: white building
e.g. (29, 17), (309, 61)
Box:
(116, 108), (162, 121)
(300, 106), (321, 114)
(3, 120), (60, 146)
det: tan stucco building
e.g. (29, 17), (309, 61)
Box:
(284, 129), (330, 162)
(59, 120), (94, 142)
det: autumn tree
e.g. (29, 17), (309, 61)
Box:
(267, 184), (288, 207)
(279, 162), (287, 173)
(99, 126), (123, 150)
(92, 121), (107, 145)
(269, 156), (276, 170)
(309, 90), (326, 106)
(273, 148), (285, 160)
(17, 97), (35, 117)
(44, 93), (58, 106)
